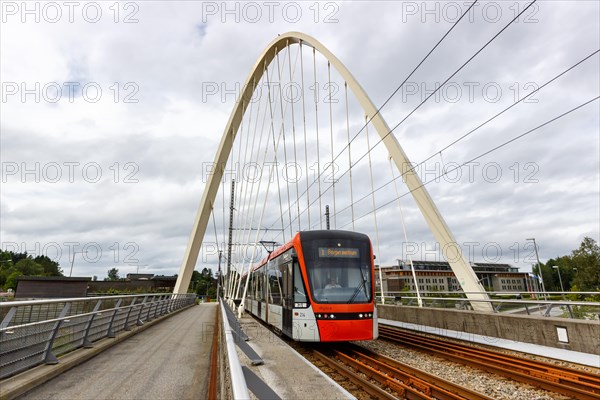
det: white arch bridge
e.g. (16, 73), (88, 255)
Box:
(174, 32), (492, 312)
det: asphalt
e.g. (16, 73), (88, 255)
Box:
(15, 303), (217, 400)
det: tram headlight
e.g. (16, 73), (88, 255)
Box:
(359, 314), (363, 318)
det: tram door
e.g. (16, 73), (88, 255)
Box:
(282, 261), (293, 337)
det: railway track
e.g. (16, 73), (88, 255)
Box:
(379, 325), (600, 400)
(309, 343), (493, 400)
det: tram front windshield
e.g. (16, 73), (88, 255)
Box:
(302, 238), (372, 304)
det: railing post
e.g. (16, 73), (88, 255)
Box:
(173, 294), (179, 310)
(107, 299), (123, 338)
(160, 295), (169, 315)
(0, 306), (17, 329)
(136, 296), (148, 325)
(566, 304), (574, 318)
(82, 300), (103, 348)
(44, 303), (71, 364)
(146, 296), (156, 321)
(152, 296), (161, 319)
(123, 298), (137, 331)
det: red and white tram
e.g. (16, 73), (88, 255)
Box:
(243, 230), (378, 342)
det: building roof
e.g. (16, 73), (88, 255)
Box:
(16, 276), (92, 282)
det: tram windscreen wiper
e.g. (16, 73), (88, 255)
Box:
(347, 265), (368, 303)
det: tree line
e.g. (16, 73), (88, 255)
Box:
(533, 237), (599, 293)
(0, 250), (63, 290)
(190, 267), (218, 298)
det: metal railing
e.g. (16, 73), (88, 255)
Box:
(378, 291), (600, 319)
(219, 299), (250, 400)
(0, 293), (196, 379)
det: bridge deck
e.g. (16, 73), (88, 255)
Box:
(18, 303), (217, 400)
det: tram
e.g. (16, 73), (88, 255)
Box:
(243, 230), (378, 342)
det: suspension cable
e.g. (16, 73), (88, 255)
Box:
(342, 96), (599, 228)
(330, 48), (600, 222)
(313, 47), (323, 229)
(288, 43), (301, 232)
(300, 41), (311, 230)
(365, 117), (384, 304)
(389, 157), (422, 307)
(276, 0), (536, 228)
(345, 82), (355, 231)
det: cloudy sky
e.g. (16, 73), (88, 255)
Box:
(1, 1), (598, 280)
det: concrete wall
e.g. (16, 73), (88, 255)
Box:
(377, 305), (600, 355)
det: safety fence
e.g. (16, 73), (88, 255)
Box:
(0, 293), (196, 379)
(378, 291), (600, 319)
(219, 299), (281, 400)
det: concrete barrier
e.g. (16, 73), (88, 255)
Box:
(377, 305), (600, 355)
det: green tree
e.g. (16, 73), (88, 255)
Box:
(33, 255), (63, 276)
(5, 271), (21, 290)
(107, 268), (120, 281)
(532, 262), (554, 292)
(0, 251), (15, 288)
(193, 267), (217, 297)
(571, 237), (600, 291)
(14, 258), (44, 276)
(545, 256), (573, 291)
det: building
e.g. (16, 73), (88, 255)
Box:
(14, 274), (177, 299)
(377, 260), (538, 294)
(87, 275), (177, 293)
(15, 276), (92, 299)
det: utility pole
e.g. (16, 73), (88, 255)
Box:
(227, 179), (235, 273)
(552, 265), (566, 299)
(217, 250), (222, 298)
(527, 238), (547, 301)
(325, 205), (330, 230)
(227, 179), (235, 298)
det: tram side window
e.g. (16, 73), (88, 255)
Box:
(255, 267), (264, 301)
(268, 261), (283, 306)
(293, 262), (307, 303)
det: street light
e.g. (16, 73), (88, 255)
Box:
(69, 250), (87, 277)
(526, 238), (547, 300)
(552, 265), (566, 298)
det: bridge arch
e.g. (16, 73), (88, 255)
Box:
(174, 32), (492, 312)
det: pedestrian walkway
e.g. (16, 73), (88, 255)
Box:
(19, 304), (217, 400)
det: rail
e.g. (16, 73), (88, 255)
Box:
(0, 293), (196, 379)
(378, 292), (600, 319)
(219, 299), (250, 400)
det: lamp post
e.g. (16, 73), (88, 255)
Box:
(217, 250), (222, 298)
(526, 238), (547, 300)
(69, 250), (87, 277)
(552, 265), (565, 299)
